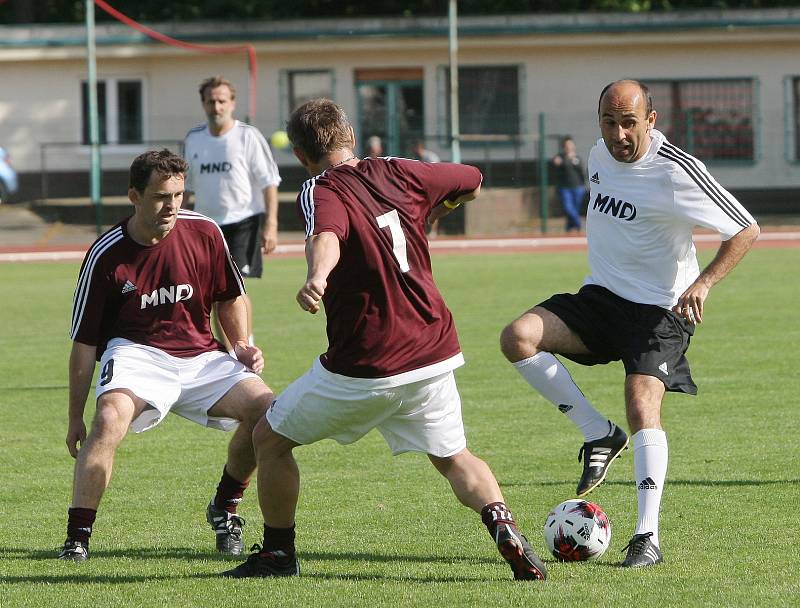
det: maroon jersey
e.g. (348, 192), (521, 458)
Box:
(297, 157), (482, 378)
(71, 210), (245, 360)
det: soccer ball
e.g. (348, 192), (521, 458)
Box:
(543, 499), (611, 561)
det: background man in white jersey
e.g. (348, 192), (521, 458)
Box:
(221, 99), (547, 581)
(59, 150), (274, 562)
(500, 80), (759, 568)
(184, 75), (282, 348)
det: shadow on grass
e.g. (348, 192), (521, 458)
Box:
(501, 478), (800, 488)
(1, 570), (530, 585)
(1, 547), (543, 585)
(275, 571), (518, 584)
(0, 384), (68, 391)
(1, 572), (221, 584)
(300, 549), (497, 566)
(4, 547), (498, 566)
(1, 546), (235, 562)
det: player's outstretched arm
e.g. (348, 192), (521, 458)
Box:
(428, 183), (482, 224)
(67, 341), (97, 458)
(297, 231), (340, 314)
(672, 223), (760, 323)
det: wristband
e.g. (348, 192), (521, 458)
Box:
(442, 199), (461, 210)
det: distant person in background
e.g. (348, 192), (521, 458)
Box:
(59, 150), (273, 562)
(501, 80), (759, 568)
(366, 135), (383, 157)
(552, 136), (586, 233)
(184, 75), (282, 349)
(412, 139), (443, 237)
(412, 139), (440, 164)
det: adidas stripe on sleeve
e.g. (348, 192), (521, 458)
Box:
(70, 227), (124, 341)
(298, 177), (317, 239)
(658, 142), (755, 240)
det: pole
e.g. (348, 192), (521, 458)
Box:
(86, 0), (102, 235)
(538, 112), (548, 234)
(448, 0), (460, 164)
(245, 46), (256, 124)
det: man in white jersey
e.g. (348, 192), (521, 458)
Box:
(184, 75), (282, 347)
(58, 150), (274, 562)
(500, 80), (759, 567)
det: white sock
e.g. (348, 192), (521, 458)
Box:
(632, 428), (668, 547)
(513, 352), (610, 441)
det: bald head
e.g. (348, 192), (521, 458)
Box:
(598, 80), (652, 117)
(598, 80), (657, 163)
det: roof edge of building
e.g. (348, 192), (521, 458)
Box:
(3, 8), (800, 49)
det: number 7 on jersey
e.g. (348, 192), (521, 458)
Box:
(376, 209), (410, 272)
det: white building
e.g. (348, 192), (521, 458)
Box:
(1, 8), (799, 216)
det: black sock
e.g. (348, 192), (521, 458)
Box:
(213, 466), (249, 514)
(480, 502), (516, 538)
(67, 507), (97, 544)
(262, 523), (296, 554)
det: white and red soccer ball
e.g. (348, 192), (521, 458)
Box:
(543, 499), (611, 561)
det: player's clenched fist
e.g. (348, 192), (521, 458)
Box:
(233, 341), (265, 374)
(297, 279), (326, 314)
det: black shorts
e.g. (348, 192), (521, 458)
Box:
(221, 213), (264, 278)
(538, 284), (697, 394)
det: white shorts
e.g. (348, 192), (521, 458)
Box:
(266, 358), (467, 457)
(97, 338), (259, 433)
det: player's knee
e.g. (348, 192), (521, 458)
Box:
(429, 448), (472, 476)
(224, 382), (273, 427)
(242, 389), (274, 425)
(253, 416), (294, 458)
(428, 453), (452, 476)
(500, 319), (540, 361)
(91, 404), (131, 442)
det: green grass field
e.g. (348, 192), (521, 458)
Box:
(1, 247), (798, 606)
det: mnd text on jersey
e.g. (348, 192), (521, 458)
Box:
(140, 284), (194, 309)
(592, 192), (637, 221)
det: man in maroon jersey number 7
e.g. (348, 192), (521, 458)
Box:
(222, 99), (547, 581)
(59, 150), (274, 562)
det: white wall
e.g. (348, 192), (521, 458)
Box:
(1, 19), (798, 192)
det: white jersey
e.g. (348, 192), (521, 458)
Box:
(585, 129), (755, 308)
(184, 120), (281, 225)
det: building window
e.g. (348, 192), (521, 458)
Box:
(645, 78), (755, 161)
(81, 81), (107, 144)
(288, 70), (334, 112)
(117, 81), (143, 144)
(443, 66), (520, 142)
(81, 78), (144, 145)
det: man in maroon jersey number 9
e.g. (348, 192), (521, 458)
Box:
(58, 150), (274, 562)
(222, 99), (548, 581)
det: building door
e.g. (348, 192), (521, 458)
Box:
(356, 68), (423, 158)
